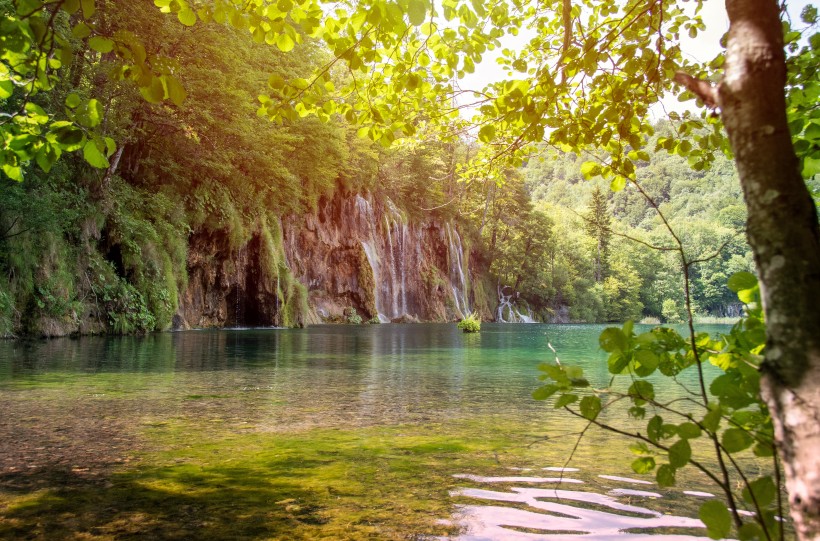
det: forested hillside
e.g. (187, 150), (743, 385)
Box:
(1, 0), (763, 335)
(506, 134), (756, 323)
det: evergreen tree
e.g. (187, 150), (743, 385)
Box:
(584, 185), (611, 283)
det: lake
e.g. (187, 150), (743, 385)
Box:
(0, 323), (733, 540)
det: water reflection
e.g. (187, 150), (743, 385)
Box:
(447, 467), (715, 540)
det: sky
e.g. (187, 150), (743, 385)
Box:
(455, 0), (812, 117)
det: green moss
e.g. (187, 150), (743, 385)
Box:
(469, 275), (496, 321)
(0, 418), (542, 540)
(356, 245), (377, 319)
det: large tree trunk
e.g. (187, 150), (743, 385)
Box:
(719, 0), (820, 538)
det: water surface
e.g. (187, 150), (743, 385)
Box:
(0, 323), (734, 540)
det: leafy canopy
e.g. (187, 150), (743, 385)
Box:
(2, 0), (819, 183)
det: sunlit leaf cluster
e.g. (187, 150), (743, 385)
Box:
(1, 0), (186, 179)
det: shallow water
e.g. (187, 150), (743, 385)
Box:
(0, 323), (736, 539)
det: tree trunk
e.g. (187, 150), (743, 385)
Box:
(719, 0), (820, 538)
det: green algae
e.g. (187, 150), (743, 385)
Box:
(0, 416), (554, 540)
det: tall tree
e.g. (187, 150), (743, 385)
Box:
(584, 185), (610, 283)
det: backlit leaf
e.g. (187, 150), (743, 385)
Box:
(631, 456), (655, 474)
(89, 36), (114, 53)
(83, 139), (109, 168)
(656, 464), (676, 487)
(554, 393), (578, 408)
(722, 428), (754, 453)
(668, 438), (691, 468)
(699, 500), (731, 540)
(579, 395), (601, 420)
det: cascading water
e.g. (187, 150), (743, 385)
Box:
(381, 199), (411, 320)
(235, 245), (244, 327)
(445, 224), (470, 318)
(355, 195), (391, 323)
(496, 285), (536, 323)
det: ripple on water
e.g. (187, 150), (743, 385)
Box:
(446, 467), (718, 540)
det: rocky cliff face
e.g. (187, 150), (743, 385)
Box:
(176, 217), (309, 330)
(283, 193), (477, 323)
(175, 192), (482, 328)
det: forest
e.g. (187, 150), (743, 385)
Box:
(0, 0), (782, 336)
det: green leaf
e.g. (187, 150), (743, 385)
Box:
(742, 476), (776, 508)
(579, 395), (601, 420)
(668, 438), (691, 468)
(165, 75), (187, 106)
(1, 162), (23, 181)
(647, 415), (663, 443)
(76, 98), (103, 128)
(580, 161), (601, 179)
(607, 352), (629, 374)
(677, 422), (702, 439)
(35, 144), (59, 173)
(65, 93), (82, 108)
(727, 271), (757, 292)
(81, 0), (95, 18)
(753, 442), (775, 457)
(478, 124), (496, 143)
(803, 156), (820, 178)
(610, 176), (626, 191)
(628, 380), (654, 404)
(88, 36), (114, 53)
(177, 8), (196, 26)
(407, 0), (427, 26)
(699, 500), (731, 540)
(738, 523), (765, 541)
(72, 22), (93, 39)
(62, 0), (80, 14)
(276, 32), (295, 52)
(83, 139), (109, 168)
(0, 80), (13, 99)
(140, 77), (165, 103)
(633, 350), (659, 377)
(656, 464), (676, 487)
(628, 406), (646, 419)
(103, 137), (116, 157)
(722, 428), (754, 453)
(532, 384), (560, 400)
(599, 327), (627, 352)
(49, 123), (85, 151)
(554, 393), (578, 408)
(631, 456), (655, 474)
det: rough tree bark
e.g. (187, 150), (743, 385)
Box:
(718, 0), (820, 537)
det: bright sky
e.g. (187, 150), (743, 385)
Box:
(455, 0), (812, 117)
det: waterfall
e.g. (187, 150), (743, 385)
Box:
(235, 245), (244, 327)
(361, 239), (390, 322)
(377, 198), (411, 320)
(275, 272), (280, 326)
(496, 285), (536, 323)
(445, 223), (469, 318)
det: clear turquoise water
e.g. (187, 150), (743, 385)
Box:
(0, 323), (737, 539)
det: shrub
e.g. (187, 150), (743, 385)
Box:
(457, 312), (481, 333)
(344, 307), (363, 325)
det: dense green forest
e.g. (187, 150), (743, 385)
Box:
(0, 0), (772, 335)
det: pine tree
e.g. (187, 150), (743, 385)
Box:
(585, 185), (611, 283)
